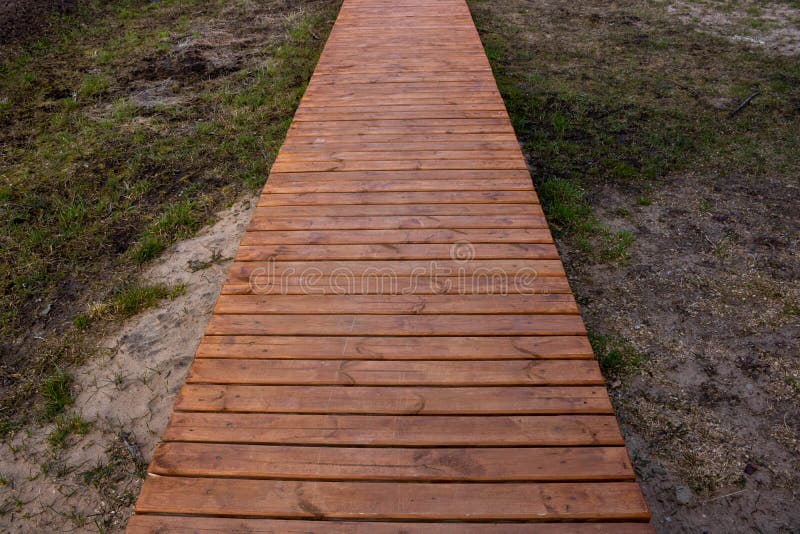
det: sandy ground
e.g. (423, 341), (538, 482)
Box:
(667, 0), (800, 55)
(0, 197), (255, 532)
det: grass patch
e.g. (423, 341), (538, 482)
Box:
(131, 235), (166, 264)
(47, 415), (91, 448)
(111, 283), (185, 318)
(537, 177), (634, 260)
(0, 0), (340, 427)
(590, 334), (645, 379)
(39, 370), (74, 420)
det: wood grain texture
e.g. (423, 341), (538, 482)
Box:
(194, 335), (595, 359)
(128, 0), (650, 527)
(128, 516), (654, 533)
(174, 385), (612, 414)
(185, 359), (603, 385)
(150, 443), (633, 480)
(162, 413), (625, 446)
(134, 478), (649, 520)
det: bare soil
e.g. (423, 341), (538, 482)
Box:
(0, 0), (76, 43)
(578, 173), (799, 532)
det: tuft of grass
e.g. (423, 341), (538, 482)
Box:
(47, 415), (91, 448)
(537, 177), (634, 260)
(39, 370), (74, 420)
(78, 73), (110, 98)
(131, 235), (166, 264)
(72, 313), (91, 330)
(590, 334), (645, 379)
(111, 283), (185, 318)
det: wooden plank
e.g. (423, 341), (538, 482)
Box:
(256, 191), (539, 206)
(262, 180), (533, 193)
(223, 275), (572, 295)
(186, 358), (602, 385)
(239, 229), (552, 245)
(206, 314), (585, 336)
(227, 259), (566, 278)
(270, 159), (527, 173)
(174, 385), (612, 414)
(234, 243), (559, 261)
(194, 335), (595, 360)
(213, 294), (576, 315)
(266, 168), (532, 182)
(253, 203), (542, 216)
(128, 516), (654, 533)
(134, 478), (649, 521)
(150, 443), (632, 480)
(163, 413), (624, 446)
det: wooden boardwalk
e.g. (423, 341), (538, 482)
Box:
(128, 0), (651, 531)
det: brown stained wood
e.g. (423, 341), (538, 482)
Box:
(150, 443), (631, 480)
(252, 203), (542, 217)
(227, 259), (565, 279)
(262, 180), (533, 193)
(206, 314), (585, 336)
(213, 294), (576, 315)
(163, 413), (624, 446)
(194, 335), (595, 360)
(270, 159), (527, 173)
(127, 516), (654, 533)
(234, 243), (559, 261)
(174, 385), (611, 414)
(186, 359), (602, 385)
(129, 0), (650, 526)
(256, 191), (539, 205)
(134, 478), (648, 520)
(240, 228), (552, 246)
(223, 275), (572, 295)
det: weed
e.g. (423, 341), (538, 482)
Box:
(786, 377), (800, 396)
(47, 415), (91, 448)
(131, 235), (166, 264)
(590, 334), (645, 379)
(72, 314), (91, 330)
(111, 283), (185, 318)
(39, 370), (74, 420)
(78, 73), (110, 98)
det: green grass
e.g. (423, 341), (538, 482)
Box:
(111, 283), (185, 318)
(590, 334), (645, 379)
(39, 370), (74, 420)
(0, 0), (341, 427)
(78, 73), (110, 99)
(131, 235), (166, 264)
(47, 415), (91, 448)
(537, 177), (634, 260)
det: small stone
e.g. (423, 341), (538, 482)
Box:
(675, 485), (694, 505)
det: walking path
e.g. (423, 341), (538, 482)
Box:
(128, 0), (651, 530)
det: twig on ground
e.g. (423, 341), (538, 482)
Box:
(701, 489), (747, 503)
(729, 91), (759, 117)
